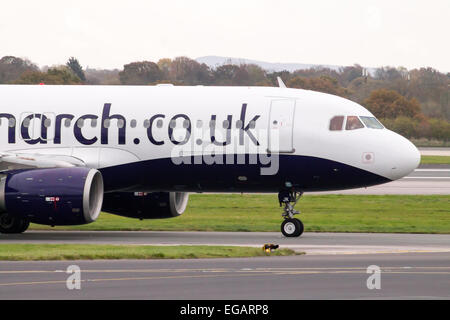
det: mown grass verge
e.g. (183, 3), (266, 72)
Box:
(420, 155), (450, 165)
(29, 194), (450, 234)
(0, 244), (299, 261)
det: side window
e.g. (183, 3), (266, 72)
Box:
(23, 117), (30, 128)
(77, 118), (84, 128)
(345, 116), (364, 130)
(329, 116), (345, 131)
(44, 118), (51, 128)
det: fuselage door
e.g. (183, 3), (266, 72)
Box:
(268, 99), (296, 153)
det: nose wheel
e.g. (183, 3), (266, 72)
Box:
(278, 190), (304, 237)
(281, 218), (304, 237)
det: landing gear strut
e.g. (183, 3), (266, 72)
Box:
(278, 190), (304, 237)
(0, 213), (29, 234)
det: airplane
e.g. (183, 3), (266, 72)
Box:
(0, 80), (420, 237)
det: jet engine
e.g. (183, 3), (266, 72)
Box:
(0, 167), (104, 227)
(102, 191), (189, 219)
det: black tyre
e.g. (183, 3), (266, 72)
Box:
(0, 213), (28, 234)
(16, 219), (30, 233)
(281, 218), (304, 237)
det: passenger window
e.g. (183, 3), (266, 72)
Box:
(8, 118), (15, 127)
(117, 119), (125, 128)
(156, 119), (163, 128)
(143, 119), (150, 128)
(130, 119), (137, 128)
(329, 116), (344, 131)
(345, 116), (364, 130)
(91, 119), (97, 128)
(23, 118), (30, 128)
(169, 120), (176, 129)
(360, 116), (384, 129)
(64, 119), (71, 127)
(196, 120), (203, 128)
(77, 119), (84, 128)
(44, 118), (51, 128)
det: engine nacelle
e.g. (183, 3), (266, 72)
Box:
(102, 192), (189, 219)
(0, 168), (104, 226)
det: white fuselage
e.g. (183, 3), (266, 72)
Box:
(0, 85), (420, 193)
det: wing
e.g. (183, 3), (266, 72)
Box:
(0, 152), (86, 172)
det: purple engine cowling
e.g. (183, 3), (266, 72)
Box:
(102, 191), (189, 219)
(0, 167), (104, 226)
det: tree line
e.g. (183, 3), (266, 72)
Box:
(0, 55), (449, 142)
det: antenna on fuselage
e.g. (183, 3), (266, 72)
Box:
(277, 77), (287, 88)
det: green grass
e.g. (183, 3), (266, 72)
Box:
(30, 194), (450, 234)
(421, 155), (450, 165)
(0, 244), (298, 261)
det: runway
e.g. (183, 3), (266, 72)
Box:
(419, 147), (450, 156)
(0, 253), (449, 299)
(0, 154), (448, 300)
(2, 227), (450, 300)
(2, 231), (450, 255)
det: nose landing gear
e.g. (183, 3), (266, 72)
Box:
(278, 190), (304, 237)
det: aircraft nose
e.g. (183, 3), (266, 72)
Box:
(387, 132), (421, 180)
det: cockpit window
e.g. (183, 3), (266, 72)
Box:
(345, 116), (364, 130)
(329, 116), (344, 131)
(360, 116), (384, 129)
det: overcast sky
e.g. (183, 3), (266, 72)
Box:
(1, 0), (449, 71)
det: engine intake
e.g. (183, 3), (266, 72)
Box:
(0, 167), (104, 226)
(102, 192), (189, 219)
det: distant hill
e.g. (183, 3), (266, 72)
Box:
(196, 55), (377, 75)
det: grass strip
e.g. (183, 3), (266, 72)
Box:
(420, 155), (450, 165)
(0, 244), (299, 261)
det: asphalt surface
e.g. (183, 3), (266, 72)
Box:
(2, 231), (450, 255)
(0, 253), (449, 299)
(419, 147), (450, 156)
